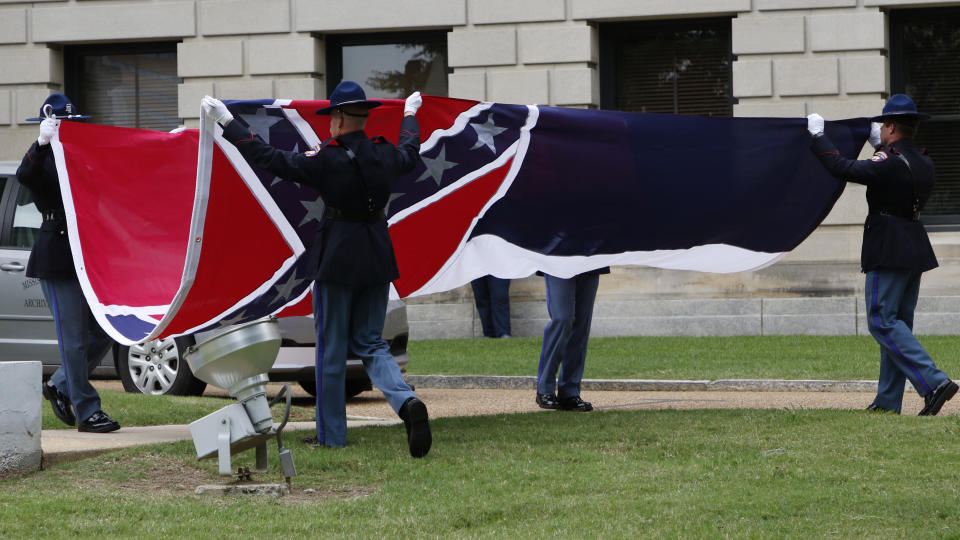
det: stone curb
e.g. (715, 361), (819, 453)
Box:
(405, 375), (879, 393)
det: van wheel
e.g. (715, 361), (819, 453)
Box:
(117, 335), (206, 396)
(299, 378), (370, 400)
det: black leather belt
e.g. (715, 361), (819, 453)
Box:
(42, 209), (66, 221)
(324, 206), (385, 223)
(875, 209), (919, 222)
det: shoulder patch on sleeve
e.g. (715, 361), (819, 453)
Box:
(870, 150), (888, 162)
(304, 143), (321, 157)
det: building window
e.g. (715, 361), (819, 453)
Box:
(600, 18), (733, 116)
(325, 32), (448, 99)
(64, 43), (180, 131)
(891, 8), (960, 223)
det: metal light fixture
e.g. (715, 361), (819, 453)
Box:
(184, 318), (297, 483)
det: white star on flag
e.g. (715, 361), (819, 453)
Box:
(470, 116), (508, 153)
(415, 145), (458, 186)
(298, 195), (325, 227)
(239, 108), (283, 143)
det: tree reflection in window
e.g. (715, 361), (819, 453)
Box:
(336, 36), (448, 100)
(366, 43), (446, 98)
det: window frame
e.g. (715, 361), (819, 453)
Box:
(889, 7), (960, 230)
(324, 30), (450, 98)
(599, 17), (736, 115)
(0, 177), (24, 249)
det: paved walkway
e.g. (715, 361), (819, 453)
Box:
(41, 419), (396, 466)
(38, 376), (941, 465)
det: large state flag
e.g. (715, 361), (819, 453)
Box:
(46, 96), (868, 345)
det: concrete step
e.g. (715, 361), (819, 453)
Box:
(407, 294), (960, 339)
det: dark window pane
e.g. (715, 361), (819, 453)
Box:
(892, 8), (960, 218)
(328, 33), (448, 99)
(66, 45), (180, 131)
(602, 19), (732, 116)
(898, 13), (960, 116)
(916, 120), (960, 215)
(343, 43), (447, 99)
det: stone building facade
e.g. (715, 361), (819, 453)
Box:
(1, 0), (958, 338)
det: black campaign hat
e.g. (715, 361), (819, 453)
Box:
(315, 81), (381, 115)
(869, 94), (930, 122)
(24, 93), (91, 122)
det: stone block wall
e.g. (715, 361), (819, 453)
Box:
(449, 1), (600, 107)
(408, 290), (960, 339)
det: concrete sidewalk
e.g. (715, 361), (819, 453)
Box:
(38, 376), (896, 466)
(41, 417), (398, 466)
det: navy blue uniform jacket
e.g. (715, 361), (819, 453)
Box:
(812, 135), (937, 273)
(222, 115), (421, 286)
(16, 141), (76, 279)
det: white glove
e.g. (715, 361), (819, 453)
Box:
(868, 122), (882, 147)
(37, 118), (56, 146)
(404, 91), (422, 116)
(202, 95), (233, 125)
(806, 113), (824, 137)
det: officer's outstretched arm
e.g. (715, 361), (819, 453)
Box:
(395, 114), (422, 173)
(811, 132), (889, 186)
(220, 118), (320, 186)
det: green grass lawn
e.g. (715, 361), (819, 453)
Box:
(407, 334), (960, 381)
(7, 408), (960, 537)
(17, 335), (960, 536)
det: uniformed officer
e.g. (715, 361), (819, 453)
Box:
(17, 94), (121, 433)
(807, 94), (957, 415)
(535, 268), (609, 412)
(201, 82), (431, 457)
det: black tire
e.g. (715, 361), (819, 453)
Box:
(117, 335), (206, 396)
(298, 378), (371, 400)
(346, 379), (372, 399)
(298, 379), (317, 397)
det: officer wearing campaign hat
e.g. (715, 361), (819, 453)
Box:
(806, 95), (956, 416)
(16, 93), (121, 433)
(313, 80), (382, 115)
(202, 81), (432, 457)
(24, 93), (92, 121)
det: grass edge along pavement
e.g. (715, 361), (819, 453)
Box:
(7, 409), (960, 537)
(406, 334), (960, 382)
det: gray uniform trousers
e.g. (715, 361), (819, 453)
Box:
(866, 269), (949, 412)
(41, 276), (112, 423)
(313, 281), (416, 447)
(536, 273), (599, 399)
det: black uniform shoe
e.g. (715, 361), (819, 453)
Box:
(535, 393), (560, 410)
(78, 410), (120, 433)
(558, 396), (594, 412)
(42, 382), (75, 426)
(919, 379), (959, 416)
(865, 403), (899, 414)
(399, 398), (431, 458)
